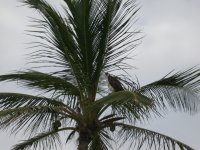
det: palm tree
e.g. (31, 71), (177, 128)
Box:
(0, 0), (200, 149)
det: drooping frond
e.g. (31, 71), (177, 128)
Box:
(89, 135), (109, 150)
(116, 123), (194, 150)
(0, 106), (57, 134)
(88, 91), (156, 122)
(0, 105), (77, 135)
(0, 94), (79, 135)
(0, 71), (80, 97)
(12, 127), (75, 150)
(0, 93), (69, 109)
(138, 67), (200, 113)
(89, 130), (113, 150)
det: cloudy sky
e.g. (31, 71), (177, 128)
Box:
(0, 0), (200, 149)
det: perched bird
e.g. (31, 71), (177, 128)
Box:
(105, 72), (124, 92)
(52, 120), (61, 131)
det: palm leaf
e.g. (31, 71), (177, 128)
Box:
(21, 0), (140, 96)
(0, 93), (80, 135)
(89, 130), (113, 150)
(89, 134), (109, 150)
(0, 93), (81, 126)
(139, 67), (200, 113)
(0, 71), (80, 96)
(0, 92), (75, 109)
(88, 91), (156, 122)
(116, 123), (194, 150)
(0, 105), (77, 135)
(23, 0), (87, 91)
(12, 127), (75, 150)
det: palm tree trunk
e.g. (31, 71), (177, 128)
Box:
(77, 132), (90, 150)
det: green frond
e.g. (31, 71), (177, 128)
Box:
(99, 114), (119, 122)
(100, 116), (124, 127)
(12, 127), (75, 150)
(0, 93), (69, 109)
(0, 105), (77, 135)
(0, 71), (80, 97)
(89, 130), (113, 150)
(116, 123), (194, 150)
(0, 106), (56, 134)
(89, 135), (109, 150)
(20, 0), (140, 97)
(139, 67), (200, 113)
(0, 93), (81, 125)
(23, 0), (86, 91)
(88, 91), (155, 122)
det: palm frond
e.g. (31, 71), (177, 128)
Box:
(12, 127), (75, 150)
(0, 105), (77, 135)
(89, 135), (109, 150)
(0, 71), (80, 97)
(105, 0), (140, 71)
(89, 130), (113, 150)
(23, 0), (86, 91)
(88, 91), (156, 122)
(0, 93), (69, 109)
(0, 106), (58, 134)
(21, 0), (140, 97)
(139, 67), (200, 113)
(116, 123), (194, 150)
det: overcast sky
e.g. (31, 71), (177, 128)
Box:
(0, 0), (200, 149)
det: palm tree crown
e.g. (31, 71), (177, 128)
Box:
(0, 0), (200, 150)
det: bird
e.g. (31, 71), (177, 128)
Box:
(105, 72), (124, 92)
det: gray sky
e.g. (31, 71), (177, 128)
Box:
(0, 0), (200, 149)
